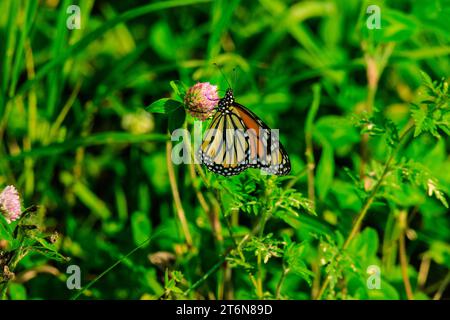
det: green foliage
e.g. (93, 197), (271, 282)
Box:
(0, 206), (67, 298)
(0, 0), (449, 301)
(284, 242), (315, 286)
(411, 72), (449, 137)
(399, 160), (448, 208)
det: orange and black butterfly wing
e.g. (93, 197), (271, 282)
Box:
(198, 105), (251, 176)
(198, 91), (290, 176)
(232, 103), (291, 176)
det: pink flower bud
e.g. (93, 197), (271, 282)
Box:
(0, 185), (22, 224)
(184, 82), (219, 121)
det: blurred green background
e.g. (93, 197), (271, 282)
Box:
(0, 0), (449, 300)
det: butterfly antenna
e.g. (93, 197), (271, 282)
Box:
(233, 67), (239, 91)
(213, 63), (232, 89)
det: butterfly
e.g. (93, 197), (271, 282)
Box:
(197, 88), (291, 176)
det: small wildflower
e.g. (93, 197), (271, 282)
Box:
(184, 82), (219, 121)
(0, 185), (21, 224)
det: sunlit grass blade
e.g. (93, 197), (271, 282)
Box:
(17, 0), (212, 96)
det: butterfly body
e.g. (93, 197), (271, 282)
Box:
(198, 89), (291, 177)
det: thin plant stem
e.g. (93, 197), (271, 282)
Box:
(284, 166), (308, 190)
(398, 210), (414, 300)
(188, 162), (210, 214)
(182, 214), (268, 298)
(417, 254), (431, 289)
(256, 252), (263, 299)
(316, 122), (414, 299)
(359, 42), (395, 180)
(311, 261), (321, 299)
(183, 255), (227, 297)
(256, 218), (266, 299)
(255, 179), (275, 299)
(275, 267), (289, 299)
(433, 271), (450, 300)
(71, 235), (157, 300)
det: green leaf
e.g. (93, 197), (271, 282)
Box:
(349, 228), (379, 261)
(284, 242), (315, 286)
(400, 161), (449, 208)
(314, 116), (360, 147)
(305, 83), (321, 134)
(411, 105), (435, 137)
(171, 286), (184, 294)
(429, 241), (450, 268)
(0, 214), (13, 242)
(419, 71), (434, 93)
(170, 80), (187, 100)
(149, 20), (176, 61)
(9, 283), (27, 300)
(385, 120), (399, 148)
(146, 98), (183, 114)
(33, 237), (68, 262)
(382, 9), (417, 42)
(367, 280), (399, 300)
(131, 211), (152, 247)
(168, 106), (187, 132)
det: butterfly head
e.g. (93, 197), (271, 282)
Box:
(223, 89), (234, 105)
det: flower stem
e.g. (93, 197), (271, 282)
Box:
(433, 271), (450, 300)
(398, 210), (414, 300)
(275, 267), (289, 299)
(0, 283), (7, 300)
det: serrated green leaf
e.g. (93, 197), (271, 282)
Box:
(411, 105), (437, 137)
(419, 71), (433, 89)
(33, 237), (68, 262)
(349, 228), (379, 260)
(171, 286), (184, 294)
(284, 242), (315, 286)
(170, 80), (186, 100)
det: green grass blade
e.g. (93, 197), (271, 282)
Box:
(0, 0), (19, 112)
(9, 0), (38, 98)
(17, 0), (211, 96)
